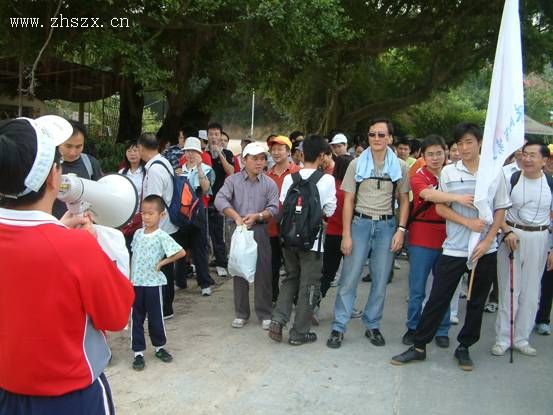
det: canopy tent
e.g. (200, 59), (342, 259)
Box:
(525, 115), (553, 136)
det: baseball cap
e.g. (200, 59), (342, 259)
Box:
(182, 137), (202, 153)
(0, 115), (72, 198)
(267, 135), (292, 150)
(198, 130), (208, 141)
(329, 133), (347, 145)
(242, 142), (267, 157)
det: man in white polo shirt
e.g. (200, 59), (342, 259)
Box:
(391, 122), (510, 371)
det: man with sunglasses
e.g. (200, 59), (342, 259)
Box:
(327, 118), (410, 349)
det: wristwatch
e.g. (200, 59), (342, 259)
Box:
(258, 212), (263, 222)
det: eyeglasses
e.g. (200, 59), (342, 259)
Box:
(368, 132), (387, 138)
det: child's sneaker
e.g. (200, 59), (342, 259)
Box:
(155, 348), (173, 363)
(132, 355), (145, 371)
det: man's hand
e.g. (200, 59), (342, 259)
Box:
(341, 235), (353, 256)
(242, 213), (258, 228)
(455, 194), (475, 209)
(470, 238), (493, 263)
(547, 250), (553, 271)
(390, 230), (405, 252)
(465, 218), (487, 233)
(503, 232), (518, 252)
(61, 211), (97, 238)
(234, 216), (244, 226)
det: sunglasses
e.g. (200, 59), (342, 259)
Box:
(368, 132), (387, 138)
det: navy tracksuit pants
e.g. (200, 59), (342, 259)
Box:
(132, 286), (166, 352)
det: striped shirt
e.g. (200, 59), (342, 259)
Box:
(439, 160), (510, 257)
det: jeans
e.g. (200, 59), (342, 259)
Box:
(331, 216), (396, 333)
(406, 245), (450, 337)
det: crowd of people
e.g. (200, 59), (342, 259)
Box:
(1, 114), (552, 413)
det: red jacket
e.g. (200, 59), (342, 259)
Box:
(0, 209), (134, 396)
(326, 180), (344, 236)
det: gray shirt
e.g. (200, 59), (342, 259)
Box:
(214, 170), (279, 219)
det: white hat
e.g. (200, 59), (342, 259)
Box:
(329, 133), (348, 145)
(242, 142), (267, 157)
(198, 130), (208, 141)
(182, 137), (202, 153)
(0, 115), (73, 198)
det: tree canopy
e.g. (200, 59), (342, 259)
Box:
(1, 0), (551, 141)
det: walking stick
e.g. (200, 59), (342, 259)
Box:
(509, 251), (514, 364)
(467, 261), (477, 301)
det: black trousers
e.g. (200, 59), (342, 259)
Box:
(132, 286), (166, 352)
(321, 234), (342, 298)
(175, 208), (214, 290)
(536, 267), (553, 325)
(270, 236), (283, 302)
(208, 204), (227, 267)
(414, 253), (496, 348)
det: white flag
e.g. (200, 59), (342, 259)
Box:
(468, 0), (525, 261)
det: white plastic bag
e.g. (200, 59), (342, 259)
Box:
(228, 225), (257, 282)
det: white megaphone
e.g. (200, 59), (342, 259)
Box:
(57, 173), (138, 228)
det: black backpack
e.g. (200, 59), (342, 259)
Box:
(279, 170), (325, 252)
(510, 170), (553, 194)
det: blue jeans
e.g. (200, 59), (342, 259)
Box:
(331, 216), (396, 333)
(406, 245), (450, 337)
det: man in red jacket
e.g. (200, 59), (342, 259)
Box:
(0, 116), (134, 414)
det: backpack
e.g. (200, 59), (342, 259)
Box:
(354, 176), (399, 211)
(510, 170), (553, 194)
(151, 160), (202, 228)
(279, 170), (325, 253)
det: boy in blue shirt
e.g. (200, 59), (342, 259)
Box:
(130, 195), (186, 370)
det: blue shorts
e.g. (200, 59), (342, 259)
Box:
(0, 373), (114, 415)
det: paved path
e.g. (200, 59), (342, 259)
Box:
(106, 261), (553, 414)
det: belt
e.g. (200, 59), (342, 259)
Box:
(354, 212), (394, 221)
(506, 220), (549, 232)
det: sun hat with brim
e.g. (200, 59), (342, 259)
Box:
(198, 130), (208, 141)
(242, 142), (267, 157)
(268, 135), (292, 150)
(329, 133), (348, 145)
(182, 137), (203, 153)
(0, 115), (72, 199)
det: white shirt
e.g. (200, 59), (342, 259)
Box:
(280, 168), (336, 251)
(143, 154), (178, 234)
(118, 166), (144, 198)
(506, 173), (553, 227)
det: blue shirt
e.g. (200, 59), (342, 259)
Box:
(131, 228), (182, 286)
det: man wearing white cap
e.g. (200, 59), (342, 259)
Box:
(0, 116), (134, 414)
(176, 137), (216, 296)
(215, 142), (279, 329)
(329, 133), (349, 157)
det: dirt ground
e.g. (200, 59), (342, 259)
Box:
(106, 262), (553, 415)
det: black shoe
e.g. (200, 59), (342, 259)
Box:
(391, 346), (426, 365)
(327, 330), (344, 349)
(132, 355), (145, 371)
(402, 329), (416, 346)
(362, 273), (371, 282)
(365, 328), (385, 346)
(288, 332), (317, 346)
(435, 336), (450, 348)
(268, 321), (283, 342)
(155, 348), (173, 363)
(454, 346), (473, 371)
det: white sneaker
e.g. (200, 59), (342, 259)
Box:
(279, 267), (287, 276)
(231, 318), (247, 328)
(201, 287), (212, 296)
(515, 343), (537, 356)
(450, 315), (459, 325)
(394, 260), (401, 270)
(330, 276), (339, 287)
(261, 319), (271, 330)
(491, 343), (508, 356)
(351, 308), (363, 319)
(216, 266), (228, 277)
(536, 323), (551, 335)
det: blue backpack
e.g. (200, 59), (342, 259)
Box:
(151, 160), (202, 228)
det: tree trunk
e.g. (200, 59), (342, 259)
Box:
(117, 76), (144, 143)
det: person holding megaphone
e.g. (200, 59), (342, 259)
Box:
(0, 116), (134, 415)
